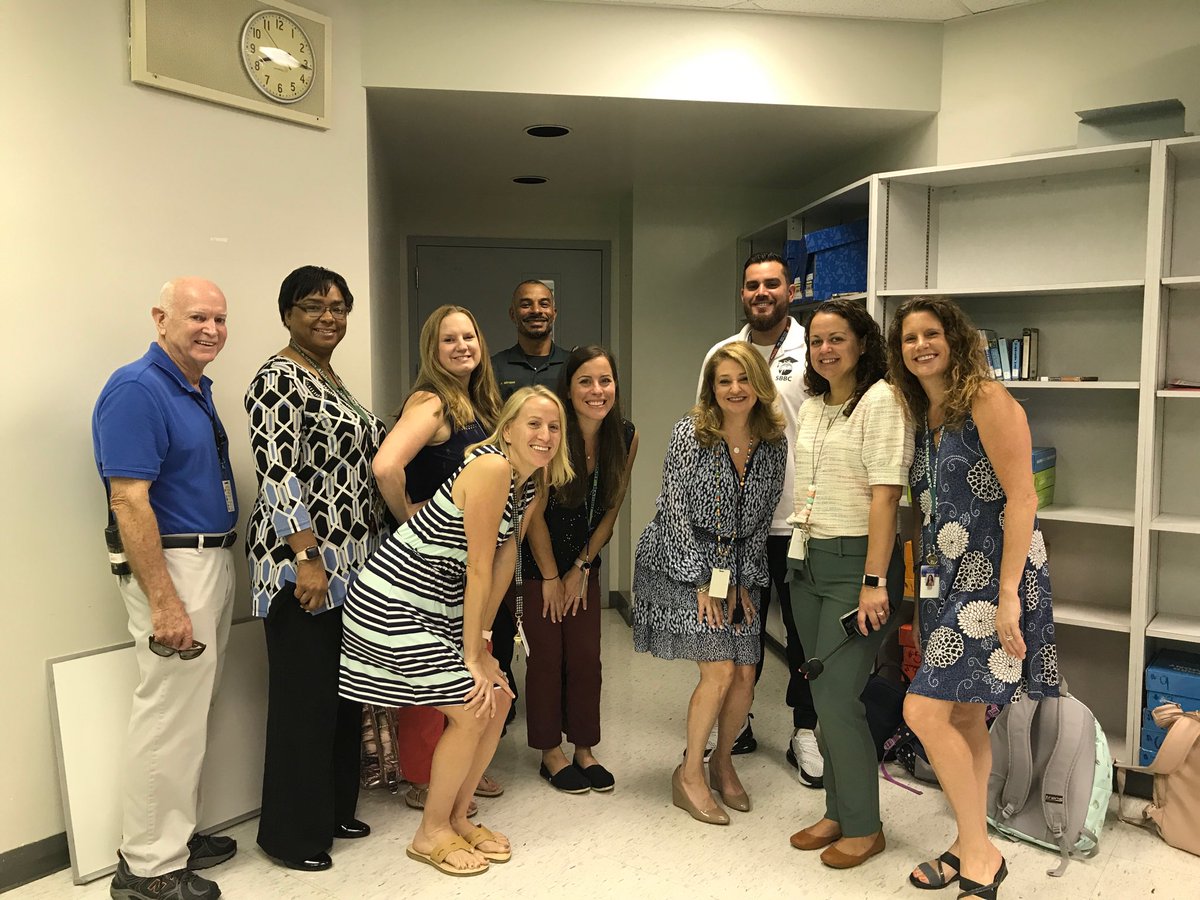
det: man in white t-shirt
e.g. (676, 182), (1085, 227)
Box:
(696, 252), (822, 788)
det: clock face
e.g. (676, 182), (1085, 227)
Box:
(240, 10), (316, 104)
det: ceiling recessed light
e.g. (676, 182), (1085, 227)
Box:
(513, 176), (548, 185)
(525, 124), (571, 138)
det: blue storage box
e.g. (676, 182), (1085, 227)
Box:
(1146, 649), (1200, 699)
(1140, 746), (1156, 766)
(1146, 690), (1200, 712)
(1141, 724), (1168, 753)
(800, 219), (868, 301)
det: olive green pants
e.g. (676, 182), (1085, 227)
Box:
(788, 535), (903, 837)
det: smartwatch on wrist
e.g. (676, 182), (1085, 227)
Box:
(296, 545), (321, 564)
(575, 557), (591, 572)
(862, 574), (887, 588)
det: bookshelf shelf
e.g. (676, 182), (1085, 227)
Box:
(1053, 600), (1130, 633)
(1163, 275), (1200, 291)
(878, 280), (1144, 298)
(1157, 389), (1200, 398)
(1150, 514), (1200, 534)
(879, 143), (1151, 188)
(1009, 381), (1139, 390)
(1038, 505), (1135, 527)
(1146, 613), (1200, 644)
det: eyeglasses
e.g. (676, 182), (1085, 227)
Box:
(148, 636), (207, 660)
(294, 302), (349, 319)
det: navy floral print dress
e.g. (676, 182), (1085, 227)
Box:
(910, 413), (1059, 704)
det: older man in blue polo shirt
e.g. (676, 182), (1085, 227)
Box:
(93, 277), (239, 900)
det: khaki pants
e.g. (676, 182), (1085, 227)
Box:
(117, 547), (235, 876)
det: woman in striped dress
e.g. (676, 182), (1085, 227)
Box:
(340, 386), (572, 877)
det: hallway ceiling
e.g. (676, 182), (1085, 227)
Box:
(542, 0), (1045, 22)
(369, 88), (932, 197)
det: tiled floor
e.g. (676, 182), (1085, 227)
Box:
(14, 610), (1200, 898)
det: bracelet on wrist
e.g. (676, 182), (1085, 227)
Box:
(544, 575), (560, 582)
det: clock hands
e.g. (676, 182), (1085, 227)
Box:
(258, 46), (302, 69)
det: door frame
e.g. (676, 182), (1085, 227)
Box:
(407, 235), (613, 374)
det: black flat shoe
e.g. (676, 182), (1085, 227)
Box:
(334, 819), (371, 839)
(269, 851), (333, 872)
(573, 761), (615, 792)
(539, 761), (591, 794)
(957, 858), (1007, 900)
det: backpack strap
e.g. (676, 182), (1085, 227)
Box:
(1115, 714), (1200, 830)
(997, 697), (1039, 820)
(1040, 697), (1095, 876)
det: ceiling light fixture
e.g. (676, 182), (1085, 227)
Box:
(512, 176), (549, 185)
(525, 124), (571, 138)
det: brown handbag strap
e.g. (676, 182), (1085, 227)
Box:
(1115, 714), (1200, 827)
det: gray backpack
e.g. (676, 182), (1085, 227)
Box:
(986, 687), (1112, 876)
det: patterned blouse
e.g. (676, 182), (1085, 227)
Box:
(244, 356), (389, 617)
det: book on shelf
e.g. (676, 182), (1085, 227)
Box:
(1037, 376), (1099, 382)
(978, 329), (1003, 378)
(1022, 327), (1039, 380)
(978, 327), (1039, 381)
(1031, 446), (1056, 473)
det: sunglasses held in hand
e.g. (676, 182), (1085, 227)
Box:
(148, 635), (207, 660)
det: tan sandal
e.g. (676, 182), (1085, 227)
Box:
(405, 835), (489, 877)
(473, 773), (505, 797)
(462, 824), (511, 863)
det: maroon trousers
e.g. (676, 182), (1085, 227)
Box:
(504, 571), (603, 750)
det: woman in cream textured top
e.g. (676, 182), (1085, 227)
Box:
(785, 299), (913, 871)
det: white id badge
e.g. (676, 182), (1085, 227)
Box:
(517, 619), (531, 659)
(708, 568), (731, 599)
(222, 480), (235, 512)
(788, 527), (807, 561)
(919, 564), (940, 599)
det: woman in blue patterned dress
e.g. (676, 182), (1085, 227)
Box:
(634, 342), (786, 825)
(887, 296), (1058, 900)
(340, 386), (572, 877)
(245, 266), (387, 870)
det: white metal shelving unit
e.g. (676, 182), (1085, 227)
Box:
(739, 136), (1200, 763)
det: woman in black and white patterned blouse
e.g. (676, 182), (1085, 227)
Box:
(244, 266), (387, 872)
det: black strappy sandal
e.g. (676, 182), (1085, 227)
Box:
(909, 851), (961, 890)
(957, 858), (1007, 900)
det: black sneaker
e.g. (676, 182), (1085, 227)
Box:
(731, 714), (757, 755)
(186, 834), (236, 870)
(110, 853), (221, 900)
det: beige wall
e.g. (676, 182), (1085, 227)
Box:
(3, 0), (371, 853)
(362, 0), (944, 110)
(939, 0), (1200, 163)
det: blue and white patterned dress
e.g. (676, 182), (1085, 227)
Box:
(633, 416), (786, 666)
(909, 413), (1059, 704)
(339, 445), (534, 707)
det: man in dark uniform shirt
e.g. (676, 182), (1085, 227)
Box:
(491, 279), (570, 399)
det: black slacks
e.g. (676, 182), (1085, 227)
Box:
(257, 586), (361, 860)
(757, 535), (817, 730)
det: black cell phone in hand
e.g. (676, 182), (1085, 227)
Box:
(840, 607), (862, 638)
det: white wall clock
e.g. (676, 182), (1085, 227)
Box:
(131, 0), (332, 129)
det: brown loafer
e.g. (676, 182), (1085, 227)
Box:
(820, 831), (886, 869)
(790, 825), (842, 851)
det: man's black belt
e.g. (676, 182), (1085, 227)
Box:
(161, 532), (238, 550)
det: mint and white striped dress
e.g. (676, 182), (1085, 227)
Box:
(339, 445), (532, 707)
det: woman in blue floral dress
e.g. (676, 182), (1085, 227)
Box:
(887, 297), (1057, 900)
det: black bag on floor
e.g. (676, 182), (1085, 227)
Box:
(861, 663), (908, 761)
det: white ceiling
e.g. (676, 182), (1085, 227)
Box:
(369, 88), (932, 197)
(542, 0), (1045, 23)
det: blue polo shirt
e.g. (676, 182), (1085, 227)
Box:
(93, 343), (238, 535)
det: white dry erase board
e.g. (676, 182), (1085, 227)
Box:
(47, 620), (267, 883)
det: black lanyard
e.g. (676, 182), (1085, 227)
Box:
(922, 416), (944, 565)
(189, 391), (231, 475)
(715, 444), (751, 578)
(766, 322), (790, 365)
